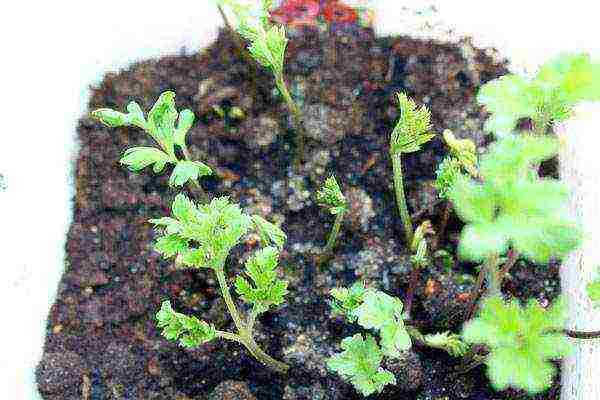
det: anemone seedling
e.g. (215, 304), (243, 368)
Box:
(463, 296), (570, 393)
(316, 175), (348, 259)
(92, 91), (212, 202)
(219, 0), (307, 167)
(389, 92), (435, 244)
(477, 52), (600, 137)
(328, 282), (467, 396)
(152, 194), (289, 373)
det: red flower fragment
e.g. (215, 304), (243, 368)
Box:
(321, 0), (359, 24)
(270, 0), (321, 27)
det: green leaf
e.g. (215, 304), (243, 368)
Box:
(587, 268), (600, 308)
(119, 147), (172, 172)
(423, 331), (469, 357)
(462, 295), (571, 393)
(327, 334), (396, 397)
(434, 157), (462, 199)
(316, 175), (347, 215)
(448, 174), (496, 224)
(91, 100), (147, 129)
(390, 92), (435, 154)
(535, 53), (600, 103)
(330, 281), (367, 322)
(154, 234), (189, 258)
(156, 300), (216, 348)
(252, 215), (287, 249)
(174, 109), (195, 148)
(147, 91), (178, 157)
(168, 160), (212, 187)
(234, 246), (288, 313)
(355, 290), (411, 357)
(458, 223), (508, 262)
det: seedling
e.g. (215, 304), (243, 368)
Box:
(403, 220), (434, 318)
(477, 53), (600, 137)
(328, 283), (467, 395)
(152, 194), (289, 373)
(92, 91), (212, 202)
(389, 92), (435, 244)
(219, 0), (307, 167)
(316, 175), (348, 259)
(463, 296), (570, 393)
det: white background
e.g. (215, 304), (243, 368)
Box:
(1, 1), (599, 398)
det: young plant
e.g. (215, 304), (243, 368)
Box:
(328, 283), (467, 396)
(92, 91), (212, 202)
(220, 0), (307, 167)
(403, 220), (434, 318)
(463, 295), (570, 393)
(316, 175), (348, 259)
(389, 92), (435, 244)
(152, 194), (289, 373)
(477, 52), (600, 137)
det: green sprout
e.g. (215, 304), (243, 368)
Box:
(463, 295), (570, 393)
(220, 0), (307, 167)
(586, 266), (600, 307)
(316, 175), (348, 259)
(151, 194), (289, 373)
(92, 91), (211, 202)
(389, 92), (435, 244)
(478, 52), (600, 137)
(404, 220), (434, 318)
(330, 281), (367, 322)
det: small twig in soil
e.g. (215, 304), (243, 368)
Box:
(499, 248), (519, 279)
(465, 265), (486, 320)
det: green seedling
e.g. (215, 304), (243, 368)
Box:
(477, 52), (600, 137)
(152, 194), (289, 373)
(92, 91), (212, 202)
(404, 220), (434, 318)
(463, 295), (570, 393)
(316, 175), (348, 258)
(219, 0), (307, 167)
(389, 92), (435, 244)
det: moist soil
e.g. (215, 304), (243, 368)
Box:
(37, 25), (562, 400)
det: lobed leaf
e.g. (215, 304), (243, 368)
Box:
(119, 147), (173, 173)
(252, 215), (287, 249)
(168, 160), (212, 187)
(316, 175), (347, 215)
(390, 92), (435, 154)
(156, 300), (216, 348)
(330, 281), (367, 323)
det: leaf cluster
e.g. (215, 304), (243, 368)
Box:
(316, 175), (347, 215)
(92, 91), (212, 188)
(234, 246), (288, 313)
(390, 92), (435, 155)
(449, 134), (582, 264)
(156, 300), (216, 348)
(327, 285), (412, 395)
(463, 296), (570, 393)
(435, 130), (478, 199)
(477, 53), (600, 137)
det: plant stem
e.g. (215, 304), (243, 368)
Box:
(275, 73), (306, 169)
(465, 266), (486, 320)
(215, 267), (246, 334)
(391, 152), (414, 244)
(499, 249), (519, 279)
(181, 146), (209, 203)
(244, 336), (290, 373)
(324, 211), (345, 256)
(247, 307), (260, 335)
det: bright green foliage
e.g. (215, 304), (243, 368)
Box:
(478, 53), (600, 137)
(169, 160), (212, 187)
(423, 331), (469, 357)
(327, 334), (396, 397)
(252, 215), (286, 250)
(149, 194), (252, 269)
(390, 92), (435, 155)
(586, 266), (600, 307)
(442, 130), (477, 170)
(435, 157), (462, 199)
(330, 281), (367, 322)
(355, 291), (411, 358)
(92, 91), (212, 187)
(223, 0), (288, 75)
(410, 221), (433, 268)
(316, 175), (347, 215)
(156, 300), (216, 348)
(463, 296), (570, 393)
(234, 246), (288, 313)
(449, 135), (582, 264)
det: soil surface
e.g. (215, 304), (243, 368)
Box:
(38, 24), (562, 400)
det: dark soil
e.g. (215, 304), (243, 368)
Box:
(38, 24), (562, 400)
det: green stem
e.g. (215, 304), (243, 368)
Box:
(247, 307), (260, 335)
(215, 267), (246, 334)
(181, 146), (209, 203)
(324, 211), (345, 255)
(244, 336), (290, 373)
(275, 73), (306, 170)
(391, 152), (414, 244)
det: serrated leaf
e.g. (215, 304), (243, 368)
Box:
(390, 92), (434, 154)
(355, 290), (411, 357)
(119, 147), (173, 172)
(234, 246), (288, 313)
(156, 301), (216, 348)
(462, 295), (570, 393)
(434, 157), (461, 199)
(327, 334), (396, 396)
(174, 109), (195, 148)
(168, 160), (212, 187)
(147, 91), (178, 157)
(316, 175), (347, 215)
(252, 215), (287, 249)
(154, 234), (189, 258)
(423, 331), (469, 357)
(330, 281), (367, 323)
